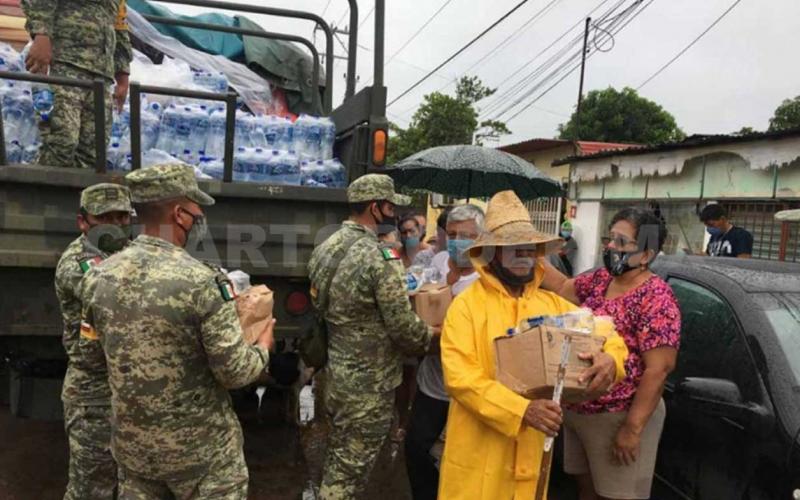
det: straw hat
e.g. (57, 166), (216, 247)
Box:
(468, 190), (563, 262)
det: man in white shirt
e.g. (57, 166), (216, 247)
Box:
(405, 204), (485, 500)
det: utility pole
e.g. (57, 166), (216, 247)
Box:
(575, 17), (591, 141)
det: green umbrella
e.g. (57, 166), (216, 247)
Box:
(385, 145), (564, 200)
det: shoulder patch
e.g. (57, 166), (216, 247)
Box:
(80, 321), (99, 341)
(381, 247), (400, 261)
(75, 253), (104, 274)
(215, 274), (237, 301)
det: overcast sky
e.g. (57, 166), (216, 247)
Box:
(164, 0), (800, 146)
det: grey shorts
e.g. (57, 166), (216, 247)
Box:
(563, 399), (666, 500)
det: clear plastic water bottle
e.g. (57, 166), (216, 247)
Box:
(249, 115), (268, 149)
(234, 111), (255, 149)
(6, 140), (22, 163)
(15, 90), (36, 147)
(247, 148), (269, 183)
(212, 71), (228, 93)
(326, 158), (347, 187)
(233, 146), (250, 182)
(279, 117), (294, 152)
(21, 142), (40, 164)
(106, 142), (124, 171)
(268, 149), (301, 185)
(295, 114), (322, 160)
(199, 156), (224, 180)
(31, 84), (53, 122)
(156, 104), (180, 155)
(188, 105), (210, 157)
(205, 106), (227, 160)
(141, 107), (161, 152)
(264, 115), (280, 148)
(320, 117), (336, 160)
(174, 106), (194, 155)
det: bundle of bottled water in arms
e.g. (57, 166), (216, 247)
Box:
(0, 42), (51, 164)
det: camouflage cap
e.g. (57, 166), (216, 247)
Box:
(347, 174), (410, 206)
(80, 183), (132, 215)
(125, 164), (215, 206)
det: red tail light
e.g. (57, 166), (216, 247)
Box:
(286, 291), (310, 316)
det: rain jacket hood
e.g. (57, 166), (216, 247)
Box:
(438, 255), (628, 499)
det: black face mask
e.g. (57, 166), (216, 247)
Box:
(372, 204), (396, 233)
(602, 248), (640, 276)
(489, 259), (535, 287)
(87, 224), (131, 254)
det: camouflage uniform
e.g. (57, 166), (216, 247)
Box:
(79, 164), (268, 499)
(54, 183), (131, 500)
(22, 0), (133, 168)
(308, 174), (432, 500)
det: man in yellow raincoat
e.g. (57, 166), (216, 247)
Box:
(439, 190), (628, 499)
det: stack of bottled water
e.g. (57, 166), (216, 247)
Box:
(192, 69), (228, 94)
(0, 42), (46, 164)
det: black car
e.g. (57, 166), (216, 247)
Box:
(650, 256), (800, 500)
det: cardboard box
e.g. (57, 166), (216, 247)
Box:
(235, 285), (274, 344)
(411, 283), (452, 326)
(494, 325), (606, 403)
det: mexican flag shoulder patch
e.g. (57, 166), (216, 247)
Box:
(77, 255), (103, 274)
(381, 247), (400, 261)
(217, 280), (237, 301)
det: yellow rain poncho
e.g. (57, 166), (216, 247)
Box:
(438, 260), (628, 499)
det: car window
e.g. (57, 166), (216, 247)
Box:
(667, 278), (762, 403)
(752, 293), (800, 387)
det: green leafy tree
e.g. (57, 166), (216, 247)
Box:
(387, 76), (510, 164)
(557, 87), (685, 145)
(768, 96), (800, 132)
(736, 126), (757, 135)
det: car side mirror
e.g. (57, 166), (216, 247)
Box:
(675, 377), (774, 437)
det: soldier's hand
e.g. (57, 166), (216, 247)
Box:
(256, 318), (276, 352)
(26, 35), (52, 74)
(113, 73), (130, 112)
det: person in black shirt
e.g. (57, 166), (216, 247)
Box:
(699, 204), (753, 258)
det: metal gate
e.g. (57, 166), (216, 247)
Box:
(526, 198), (563, 235)
(721, 201), (800, 262)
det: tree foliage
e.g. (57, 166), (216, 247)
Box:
(768, 95), (800, 132)
(387, 76), (510, 164)
(557, 87), (685, 145)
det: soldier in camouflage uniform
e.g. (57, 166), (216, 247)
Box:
(22, 0), (133, 168)
(308, 174), (433, 500)
(79, 164), (275, 499)
(55, 182), (132, 500)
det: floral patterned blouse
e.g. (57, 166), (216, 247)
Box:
(571, 268), (681, 414)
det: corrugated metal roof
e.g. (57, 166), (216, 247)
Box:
(553, 127), (800, 166)
(498, 138), (639, 157)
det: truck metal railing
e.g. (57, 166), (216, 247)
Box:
(150, 0), (346, 107)
(0, 71), (107, 171)
(142, 14), (326, 114)
(128, 83), (237, 178)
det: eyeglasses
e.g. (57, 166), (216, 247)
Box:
(601, 235), (637, 248)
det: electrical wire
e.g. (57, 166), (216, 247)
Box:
(432, 0), (566, 93)
(477, 0), (622, 117)
(387, 0), (531, 107)
(386, 0), (456, 66)
(637, 0), (743, 90)
(321, 0), (333, 19)
(359, 6), (375, 29)
(499, 0), (656, 122)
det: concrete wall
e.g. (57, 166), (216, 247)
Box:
(518, 144), (575, 183)
(572, 201), (603, 274)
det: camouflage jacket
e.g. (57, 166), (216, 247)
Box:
(308, 221), (431, 393)
(79, 234), (269, 479)
(54, 234), (110, 406)
(22, 0), (132, 79)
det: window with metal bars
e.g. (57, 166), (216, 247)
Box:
(720, 201), (800, 262)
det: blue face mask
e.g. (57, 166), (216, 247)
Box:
(706, 226), (722, 237)
(447, 239), (474, 267)
(560, 230), (572, 239)
(402, 236), (420, 249)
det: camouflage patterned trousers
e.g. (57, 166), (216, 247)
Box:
(39, 62), (112, 169)
(319, 386), (394, 500)
(63, 403), (117, 500)
(117, 448), (249, 500)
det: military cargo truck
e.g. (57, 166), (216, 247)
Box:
(0, 0), (389, 418)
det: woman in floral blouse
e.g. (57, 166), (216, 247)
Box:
(543, 207), (681, 500)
